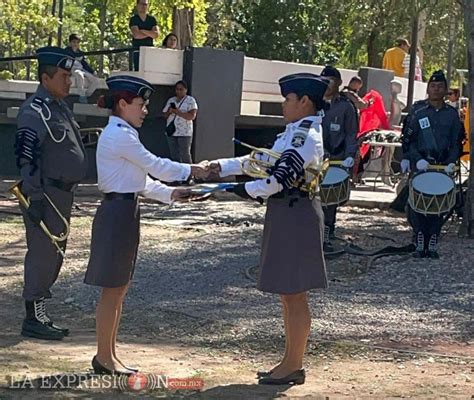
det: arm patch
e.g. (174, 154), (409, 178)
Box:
(14, 128), (41, 173)
(270, 149), (305, 189)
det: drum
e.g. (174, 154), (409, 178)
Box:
(408, 171), (456, 215)
(319, 166), (350, 206)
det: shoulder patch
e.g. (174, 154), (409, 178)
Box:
(291, 129), (308, 148)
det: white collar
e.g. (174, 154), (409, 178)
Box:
(109, 116), (138, 135)
(287, 114), (323, 130)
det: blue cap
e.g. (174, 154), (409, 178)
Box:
(105, 75), (154, 100)
(279, 73), (329, 101)
(36, 46), (75, 71)
(320, 66), (341, 80)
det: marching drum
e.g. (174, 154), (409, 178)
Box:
(319, 166), (350, 206)
(408, 171), (456, 215)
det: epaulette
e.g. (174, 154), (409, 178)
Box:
(298, 120), (313, 129)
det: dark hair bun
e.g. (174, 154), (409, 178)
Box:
(97, 95), (114, 109)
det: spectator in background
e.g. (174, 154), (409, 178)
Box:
(382, 38), (410, 77)
(341, 76), (371, 111)
(65, 34), (99, 103)
(129, 0), (159, 71)
(162, 80), (198, 164)
(402, 47), (423, 81)
(162, 33), (179, 49)
(389, 79), (405, 127)
(446, 88), (460, 111)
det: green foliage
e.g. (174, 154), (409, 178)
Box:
(0, 0), (207, 78)
(0, 0), (467, 80)
(206, 0), (467, 75)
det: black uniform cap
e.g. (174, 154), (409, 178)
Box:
(428, 70), (447, 85)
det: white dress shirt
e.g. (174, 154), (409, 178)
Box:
(217, 115), (324, 199)
(97, 116), (190, 204)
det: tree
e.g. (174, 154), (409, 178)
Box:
(0, 0), (208, 78)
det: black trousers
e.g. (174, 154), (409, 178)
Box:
(323, 205), (337, 232)
(133, 50), (140, 71)
(407, 207), (445, 239)
(21, 186), (73, 301)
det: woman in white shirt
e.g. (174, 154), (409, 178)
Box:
(84, 75), (206, 375)
(163, 80), (198, 163)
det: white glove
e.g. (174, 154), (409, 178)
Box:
(444, 163), (455, 174)
(416, 159), (429, 171)
(400, 159), (410, 173)
(342, 157), (355, 168)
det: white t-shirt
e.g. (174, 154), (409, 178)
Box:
(163, 95), (198, 137)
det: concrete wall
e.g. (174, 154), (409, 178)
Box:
(183, 47), (244, 162)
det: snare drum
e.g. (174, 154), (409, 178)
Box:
(408, 171), (456, 215)
(320, 166), (350, 206)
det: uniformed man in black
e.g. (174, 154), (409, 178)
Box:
(129, 0), (159, 71)
(14, 46), (88, 340)
(405, 70), (463, 258)
(320, 66), (359, 251)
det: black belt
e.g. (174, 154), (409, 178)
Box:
(103, 192), (138, 200)
(43, 178), (78, 192)
(271, 188), (308, 199)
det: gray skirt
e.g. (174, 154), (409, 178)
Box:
(84, 198), (140, 288)
(257, 195), (328, 294)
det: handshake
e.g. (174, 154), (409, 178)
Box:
(190, 160), (221, 181)
(170, 161), (222, 203)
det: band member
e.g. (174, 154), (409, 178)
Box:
(210, 73), (329, 385)
(320, 66), (358, 252)
(14, 46), (88, 340)
(405, 70), (463, 258)
(84, 75), (208, 375)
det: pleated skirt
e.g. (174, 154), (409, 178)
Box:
(257, 195), (328, 294)
(84, 198), (140, 288)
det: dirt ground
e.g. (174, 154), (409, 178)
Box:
(0, 183), (472, 399)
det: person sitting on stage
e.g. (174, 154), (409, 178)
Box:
(320, 66), (358, 252)
(83, 75), (209, 375)
(209, 72), (329, 386)
(405, 70), (464, 258)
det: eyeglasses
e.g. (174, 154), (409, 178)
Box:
(448, 92), (454, 95)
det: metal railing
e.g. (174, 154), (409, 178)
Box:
(0, 47), (134, 80)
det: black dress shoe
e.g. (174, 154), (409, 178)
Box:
(92, 356), (134, 376)
(21, 319), (65, 341)
(258, 369), (305, 385)
(256, 370), (272, 378)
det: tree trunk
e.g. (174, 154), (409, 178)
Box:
(98, 0), (107, 76)
(48, 0), (57, 47)
(57, 0), (64, 47)
(172, 7), (195, 48)
(367, 30), (378, 67)
(460, 0), (474, 237)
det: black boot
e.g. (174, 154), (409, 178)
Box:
(323, 225), (334, 253)
(413, 231), (425, 258)
(427, 234), (440, 259)
(22, 298), (66, 341)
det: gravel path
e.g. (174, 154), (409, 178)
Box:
(37, 195), (473, 352)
